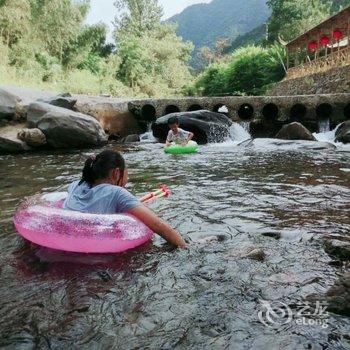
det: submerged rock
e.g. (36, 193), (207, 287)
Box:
(326, 272), (350, 316)
(276, 122), (316, 141)
(27, 102), (107, 149)
(324, 237), (350, 261)
(229, 245), (266, 262)
(245, 248), (266, 261)
(120, 134), (140, 143)
(335, 121), (350, 144)
(17, 128), (46, 148)
(152, 110), (232, 144)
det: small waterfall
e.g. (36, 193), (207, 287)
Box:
(318, 119), (330, 133)
(140, 123), (156, 142)
(240, 121), (251, 133)
(230, 122), (251, 142)
(313, 123), (341, 143)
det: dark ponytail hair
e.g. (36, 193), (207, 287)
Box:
(79, 150), (126, 187)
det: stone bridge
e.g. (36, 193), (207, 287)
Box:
(128, 93), (350, 135)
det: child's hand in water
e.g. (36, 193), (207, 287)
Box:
(181, 140), (188, 146)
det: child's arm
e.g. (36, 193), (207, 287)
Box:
(165, 131), (172, 147)
(128, 205), (187, 248)
(187, 132), (194, 141)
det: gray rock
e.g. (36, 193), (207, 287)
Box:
(38, 93), (77, 110)
(74, 96), (139, 136)
(0, 136), (29, 153)
(0, 87), (19, 121)
(245, 248), (266, 261)
(120, 134), (140, 143)
(0, 124), (30, 153)
(275, 122), (316, 141)
(17, 128), (47, 148)
(36, 110), (108, 149)
(27, 102), (61, 128)
(326, 272), (350, 316)
(0, 86), (56, 120)
(324, 238), (350, 261)
(229, 245), (266, 262)
(335, 121), (350, 144)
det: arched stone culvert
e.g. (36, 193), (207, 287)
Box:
(262, 103), (279, 122)
(141, 104), (156, 121)
(316, 103), (333, 120)
(344, 103), (350, 119)
(290, 104), (307, 121)
(238, 104), (254, 120)
(213, 104), (229, 114)
(164, 105), (180, 115)
(188, 104), (203, 112)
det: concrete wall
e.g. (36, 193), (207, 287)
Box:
(128, 93), (350, 126)
(267, 65), (350, 96)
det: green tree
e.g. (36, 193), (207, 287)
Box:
(192, 45), (286, 96)
(114, 0), (193, 96)
(114, 0), (163, 36)
(0, 0), (31, 46)
(267, 0), (331, 43)
(30, 0), (89, 64)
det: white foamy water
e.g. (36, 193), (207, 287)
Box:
(229, 122), (251, 142)
(240, 121), (251, 133)
(140, 123), (156, 143)
(313, 124), (340, 143)
(318, 119), (330, 133)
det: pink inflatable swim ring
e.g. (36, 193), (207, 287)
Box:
(13, 192), (154, 253)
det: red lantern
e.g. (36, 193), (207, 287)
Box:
(332, 29), (343, 41)
(320, 36), (330, 46)
(308, 41), (318, 50)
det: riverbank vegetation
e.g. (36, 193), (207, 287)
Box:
(0, 0), (348, 97)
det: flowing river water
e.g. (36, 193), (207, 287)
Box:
(0, 126), (349, 349)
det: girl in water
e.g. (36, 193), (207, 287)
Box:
(63, 150), (187, 248)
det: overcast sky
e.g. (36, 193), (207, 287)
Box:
(86, 0), (211, 41)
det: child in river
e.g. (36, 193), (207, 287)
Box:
(165, 116), (194, 146)
(63, 150), (187, 248)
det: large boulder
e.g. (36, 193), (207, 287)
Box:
(27, 102), (62, 127)
(37, 93), (77, 110)
(325, 272), (350, 317)
(27, 102), (108, 149)
(335, 121), (350, 144)
(151, 110), (232, 144)
(0, 87), (19, 122)
(275, 122), (316, 141)
(0, 86), (55, 120)
(0, 124), (30, 154)
(74, 95), (140, 137)
(17, 128), (47, 148)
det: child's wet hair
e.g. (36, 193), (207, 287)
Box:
(80, 150), (125, 187)
(168, 116), (179, 125)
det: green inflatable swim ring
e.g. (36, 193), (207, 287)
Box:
(164, 140), (199, 154)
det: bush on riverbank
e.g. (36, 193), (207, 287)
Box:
(187, 45), (286, 96)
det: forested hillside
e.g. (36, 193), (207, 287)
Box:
(168, 0), (270, 67)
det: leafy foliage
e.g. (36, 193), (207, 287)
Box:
(266, 0), (339, 43)
(168, 0), (270, 68)
(0, 0), (193, 97)
(190, 45), (286, 96)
